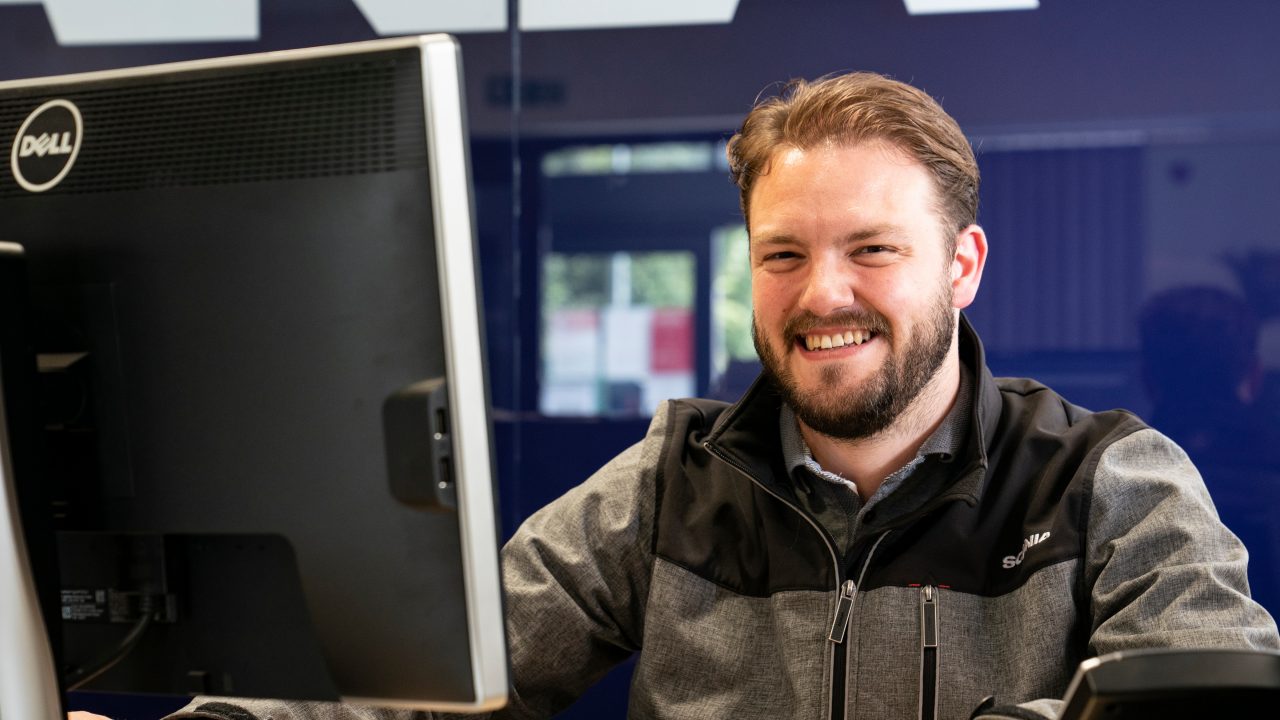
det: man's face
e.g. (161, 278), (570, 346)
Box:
(748, 140), (960, 441)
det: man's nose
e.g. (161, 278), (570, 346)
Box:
(797, 257), (857, 317)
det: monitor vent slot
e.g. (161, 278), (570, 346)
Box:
(0, 48), (429, 197)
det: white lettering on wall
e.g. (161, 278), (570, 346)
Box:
(43, 0), (258, 45)
(520, 0), (739, 31)
(350, 0), (506, 34)
(904, 0), (1038, 15)
(0, 0), (744, 45)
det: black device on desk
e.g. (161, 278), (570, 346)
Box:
(0, 35), (507, 716)
(1057, 648), (1280, 719)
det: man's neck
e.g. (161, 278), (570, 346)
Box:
(799, 353), (962, 503)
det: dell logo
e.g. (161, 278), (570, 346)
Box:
(10, 99), (83, 193)
(19, 132), (76, 159)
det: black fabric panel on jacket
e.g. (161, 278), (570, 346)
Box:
(654, 390), (839, 597)
(860, 386), (1147, 597)
(650, 318), (1151, 601)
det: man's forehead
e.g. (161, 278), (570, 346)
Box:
(747, 141), (935, 216)
(749, 141), (938, 215)
(762, 137), (920, 171)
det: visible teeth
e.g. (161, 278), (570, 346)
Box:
(804, 330), (873, 350)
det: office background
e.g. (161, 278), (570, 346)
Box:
(4, 1), (1280, 717)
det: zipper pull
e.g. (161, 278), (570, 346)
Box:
(827, 579), (856, 643)
(921, 585), (938, 649)
(919, 585), (939, 720)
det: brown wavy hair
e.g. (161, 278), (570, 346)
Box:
(726, 72), (978, 240)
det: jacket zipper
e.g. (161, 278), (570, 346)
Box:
(827, 532), (890, 720)
(919, 585), (939, 720)
(701, 441), (848, 720)
(703, 440), (897, 720)
(827, 579), (855, 720)
(828, 580), (856, 643)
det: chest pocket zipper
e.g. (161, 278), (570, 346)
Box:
(920, 585), (939, 720)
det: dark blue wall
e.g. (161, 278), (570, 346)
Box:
(7, 2), (1280, 717)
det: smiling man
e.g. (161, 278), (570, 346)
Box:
(154, 73), (1278, 720)
(746, 138), (977, 497)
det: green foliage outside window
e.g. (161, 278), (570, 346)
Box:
(543, 254), (610, 310)
(631, 253), (694, 308)
(543, 252), (693, 310)
(714, 225), (756, 365)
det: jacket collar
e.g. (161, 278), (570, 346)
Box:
(704, 313), (999, 506)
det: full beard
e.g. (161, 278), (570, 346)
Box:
(753, 292), (955, 442)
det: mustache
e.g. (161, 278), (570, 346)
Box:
(782, 309), (892, 339)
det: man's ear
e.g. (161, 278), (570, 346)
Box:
(950, 224), (987, 310)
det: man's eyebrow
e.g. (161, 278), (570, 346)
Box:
(750, 224), (906, 247)
(844, 224), (902, 243)
(750, 233), (799, 247)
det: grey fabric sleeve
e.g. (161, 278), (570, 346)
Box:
(482, 405), (664, 717)
(977, 427), (1280, 720)
(971, 697), (1061, 719)
(161, 405), (671, 720)
(160, 698), (424, 719)
(1085, 427), (1279, 652)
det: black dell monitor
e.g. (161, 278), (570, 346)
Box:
(0, 35), (507, 717)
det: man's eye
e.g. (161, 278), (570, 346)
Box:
(762, 251), (800, 262)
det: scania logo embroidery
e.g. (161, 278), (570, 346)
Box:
(1001, 531), (1052, 569)
(10, 99), (83, 193)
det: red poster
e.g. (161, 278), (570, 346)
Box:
(650, 308), (693, 372)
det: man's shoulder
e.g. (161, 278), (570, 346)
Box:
(993, 374), (1144, 429)
(662, 395), (733, 422)
(992, 374), (1053, 397)
(654, 396), (739, 440)
(985, 374), (1152, 469)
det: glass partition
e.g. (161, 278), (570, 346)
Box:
(5, 2), (1280, 717)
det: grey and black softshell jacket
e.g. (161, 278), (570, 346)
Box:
(169, 319), (1280, 720)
